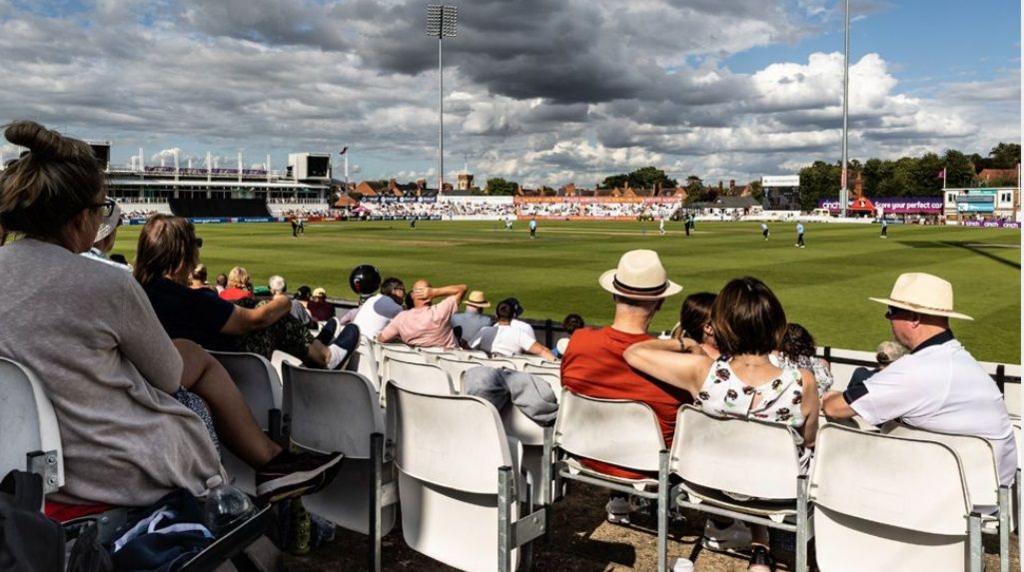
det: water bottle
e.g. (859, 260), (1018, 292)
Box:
(203, 475), (255, 536)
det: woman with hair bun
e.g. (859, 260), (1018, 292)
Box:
(625, 277), (818, 572)
(0, 121), (340, 508)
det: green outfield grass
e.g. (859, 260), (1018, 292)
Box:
(114, 220), (1021, 364)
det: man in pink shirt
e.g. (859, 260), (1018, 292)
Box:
(377, 280), (467, 349)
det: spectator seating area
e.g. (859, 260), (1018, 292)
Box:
(3, 333), (1020, 571)
(169, 197), (271, 218)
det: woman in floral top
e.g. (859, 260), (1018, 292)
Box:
(625, 277), (818, 572)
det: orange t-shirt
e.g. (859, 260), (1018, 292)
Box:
(561, 326), (692, 479)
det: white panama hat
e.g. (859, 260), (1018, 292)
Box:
(868, 272), (973, 321)
(599, 249), (683, 300)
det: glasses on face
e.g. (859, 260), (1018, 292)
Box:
(885, 306), (916, 321)
(89, 198), (116, 218)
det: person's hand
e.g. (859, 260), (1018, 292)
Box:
(412, 286), (432, 301)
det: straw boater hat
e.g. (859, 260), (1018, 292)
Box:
(93, 201), (121, 244)
(464, 290), (491, 309)
(868, 272), (973, 321)
(599, 249), (682, 300)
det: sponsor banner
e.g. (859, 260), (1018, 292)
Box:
(962, 220), (1021, 229)
(762, 175), (800, 187)
(515, 196), (681, 205)
(518, 215), (639, 221)
(818, 197), (943, 214)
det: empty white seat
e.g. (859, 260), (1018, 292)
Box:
(270, 350), (303, 385)
(471, 356), (517, 370)
(0, 358), (64, 494)
(885, 422), (1012, 570)
(1004, 381), (1020, 420)
(209, 351), (284, 495)
(523, 362), (560, 375)
(435, 356), (483, 393)
(548, 390), (670, 571)
(386, 381), (545, 572)
(282, 364), (396, 570)
(670, 406), (812, 572)
(384, 357), (454, 396)
(809, 423), (983, 572)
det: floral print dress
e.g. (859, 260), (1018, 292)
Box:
(694, 357), (807, 446)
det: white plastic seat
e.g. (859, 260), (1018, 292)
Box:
(270, 350), (303, 385)
(415, 346), (451, 363)
(547, 390), (670, 571)
(384, 357), (454, 396)
(809, 423), (984, 572)
(471, 356), (517, 370)
(531, 372), (562, 401)
(523, 362), (560, 375)
(209, 351), (284, 495)
(451, 348), (489, 361)
(885, 422), (1012, 570)
(386, 381), (545, 572)
(503, 355), (546, 371)
(0, 358), (64, 494)
(435, 356), (483, 393)
(1003, 381), (1020, 420)
(669, 406), (812, 571)
(281, 364), (396, 570)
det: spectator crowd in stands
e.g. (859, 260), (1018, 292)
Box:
(0, 120), (1016, 570)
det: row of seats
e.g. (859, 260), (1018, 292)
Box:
(6, 346), (1020, 572)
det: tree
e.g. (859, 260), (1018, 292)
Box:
(988, 143), (1021, 169)
(943, 150), (974, 188)
(599, 166), (678, 190)
(485, 177), (518, 195)
(797, 161), (841, 210)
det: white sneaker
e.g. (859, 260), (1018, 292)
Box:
(703, 519), (753, 553)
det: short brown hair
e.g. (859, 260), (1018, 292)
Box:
(712, 277), (786, 356)
(678, 292), (716, 343)
(134, 215), (201, 286)
(0, 121), (105, 244)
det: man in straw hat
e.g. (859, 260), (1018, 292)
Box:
(822, 272), (1017, 485)
(452, 290), (494, 345)
(561, 249), (690, 524)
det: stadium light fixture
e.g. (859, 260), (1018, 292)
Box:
(839, 0), (850, 218)
(427, 4), (457, 195)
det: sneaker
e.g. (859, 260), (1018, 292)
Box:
(256, 450), (343, 504)
(605, 496), (635, 525)
(703, 519), (753, 553)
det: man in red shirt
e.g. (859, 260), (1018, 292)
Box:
(561, 249), (690, 524)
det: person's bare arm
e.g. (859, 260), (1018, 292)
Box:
(799, 369), (820, 447)
(623, 338), (708, 395)
(415, 284), (468, 304)
(821, 390), (857, 419)
(527, 341), (556, 362)
(220, 294), (292, 335)
(377, 320), (400, 343)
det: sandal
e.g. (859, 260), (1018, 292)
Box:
(747, 545), (776, 572)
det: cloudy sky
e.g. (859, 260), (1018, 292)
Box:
(0, 0), (1019, 187)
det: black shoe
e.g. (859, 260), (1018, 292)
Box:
(255, 450), (343, 504)
(314, 318), (338, 345)
(748, 545), (776, 572)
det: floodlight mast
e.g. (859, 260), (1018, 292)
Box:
(840, 0), (850, 218)
(427, 5), (457, 196)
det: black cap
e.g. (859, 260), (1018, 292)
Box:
(349, 264), (382, 295)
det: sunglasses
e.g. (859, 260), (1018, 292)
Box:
(88, 198), (116, 218)
(884, 306), (916, 321)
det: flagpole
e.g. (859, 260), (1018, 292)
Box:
(839, 0), (850, 218)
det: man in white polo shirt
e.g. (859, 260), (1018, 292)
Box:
(352, 277), (406, 339)
(471, 299), (555, 361)
(822, 272), (1017, 486)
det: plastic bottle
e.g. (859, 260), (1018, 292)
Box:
(203, 475), (255, 536)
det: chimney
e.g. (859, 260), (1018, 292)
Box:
(729, 179), (736, 191)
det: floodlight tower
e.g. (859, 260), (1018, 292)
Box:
(839, 0), (850, 218)
(427, 4), (457, 196)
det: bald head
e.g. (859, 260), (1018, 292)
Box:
(412, 280), (432, 308)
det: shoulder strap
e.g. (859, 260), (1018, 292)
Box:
(0, 470), (44, 512)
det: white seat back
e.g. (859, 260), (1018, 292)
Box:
(386, 381), (520, 571)
(347, 345), (380, 390)
(670, 406), (800, 500)
(416, 346), (450, 363)
(523, 362), (560, 375)
(435, 356), (482, 393)
(385, 357), (453, 395)
(210, 351), (282, 429)
(532, 372), (562, 401)
(809, 423), (972, 572)
(554, 390), (664, 473)
(503, 355), (543, 371)
(471, 356), (517, 370)
(1004, 381), (1020, 419)
(209, 351), (283, 494)
(0, 358), (64, 490)
(452, 348), (488, 360)
(270, 350), (303, 385)
(282, 364), (395, 535)
(885, 423), (1000, 508)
